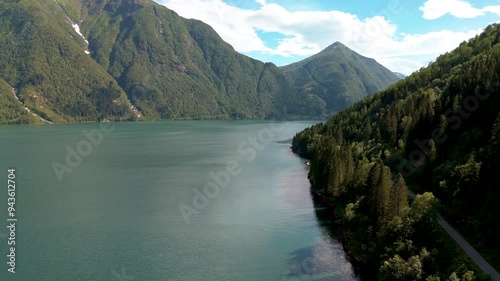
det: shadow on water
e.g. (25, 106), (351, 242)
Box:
(276, 138), (294, 144)
(309, 192), (367, 280)
(282, 241), (359, 281)
(282, 193), (362, 280)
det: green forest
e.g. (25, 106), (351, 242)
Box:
(281, 42), (399, 114)
(0, 0), (400, 124)
(292, 23), (500, 280)
(0, 78), (39, 124)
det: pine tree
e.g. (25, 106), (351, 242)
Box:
(375, 165), (392, 232)
(388, 174), (409, 219)
(311, 136), (335, 193)
(329, 151), (343, 197)
(427, 139), (437, 163)
(364, 119), (372, 139)
(335, 126), (344, 144)
(344, 146), (355, 184)
(365, 162), (391, 233)
(490, 113), (500, 159)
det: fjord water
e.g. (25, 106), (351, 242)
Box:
(0, 121), (359, 281)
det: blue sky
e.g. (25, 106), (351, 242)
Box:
(158, 0), (500, 75)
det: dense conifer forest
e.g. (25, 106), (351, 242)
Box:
(292, 23), (500, 280)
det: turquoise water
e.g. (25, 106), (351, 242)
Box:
(0, 121), (359, 281)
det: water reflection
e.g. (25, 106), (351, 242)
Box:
(280, 168), (360, 281)
(282, 234), (360, 280)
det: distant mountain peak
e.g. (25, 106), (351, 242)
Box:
(393, 72), (407, 80)
(0, 0), (325, 123)
(323, 41), (348, 52)
(281, 41), (399, 113)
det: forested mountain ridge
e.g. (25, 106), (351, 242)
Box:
(292, 23), (500, 280)
(0, 0), (136, 123)
(0, 0), (400, 124)
(0, 79), (40, 124)
(82, 0), (315, 120)
(0, 0), (320, 123)
(281, 42), (400, 114)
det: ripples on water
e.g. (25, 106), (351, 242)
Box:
(0, 121), (359, 281)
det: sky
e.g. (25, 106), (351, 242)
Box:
(157, 0), (500, 75)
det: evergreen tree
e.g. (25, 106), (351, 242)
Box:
(366, 162), (391, 233)
(388, 174), (409, 219)
(291, 22), (500, 278)
(376, 165), (392, 232)
(364, 119), (373, 139)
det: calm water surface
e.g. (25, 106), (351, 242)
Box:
(0, 121), (359, 281)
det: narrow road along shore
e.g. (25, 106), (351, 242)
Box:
(409, 191), (500, 281)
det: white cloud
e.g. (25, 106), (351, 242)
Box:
(159, 0), (484, 75)
(483, 5), (500, 16)
(419, 0), (484, 20)
(419, 0), (500, 20)
(255, 0), (266, 6)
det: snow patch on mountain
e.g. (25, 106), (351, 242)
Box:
(72, 23), (90, 54)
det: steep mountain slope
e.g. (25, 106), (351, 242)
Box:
(83, 0), (316, 119)
(292, 23), (500, 279)
(0, 0), (135, 123)
(0, 0), (323, 123)
(0, 79), (39, 124)
(0, 0), (402, 123)
(281, 42), (399, 113)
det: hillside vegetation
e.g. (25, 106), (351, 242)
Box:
(0, 0), (134, 123)
(281, 42), (399, 114)
(0, 0), (316, 123)
(292, 23), (500, 280)
(0, 79), (39, 124)
(0, 0), (400, 124)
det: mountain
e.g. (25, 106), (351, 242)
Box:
(292, 23), (500, 279)
(82, 0), (313, 120)
(393, 72), (407, 80)
(0, 0), (322, 124)
(281, 42), (399, 113)
(0, 0), (401, 124)
(0, 79), (39, 124)
(0, 0), (136, 123)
